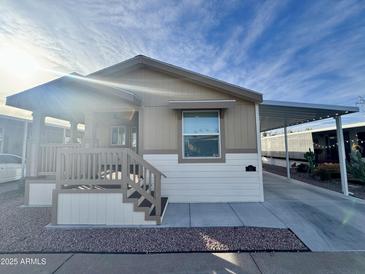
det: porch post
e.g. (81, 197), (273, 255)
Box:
(21, 120), (28, 178)
(70, 121), (78, 143)
(29, 112), (45, 177)
(284, 125), (291, 179)
(335, 116), (349, 196)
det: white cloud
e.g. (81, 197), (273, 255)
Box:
(0, 0), (364, 124)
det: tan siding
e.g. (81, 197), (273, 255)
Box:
(95, 124), (110, 147)
(224, 102), (257, 150)
(92, 112), (137, 148)
(109, 68), (233, 106)
(142, 107), (178, 151)
(102, 67), (257, 152)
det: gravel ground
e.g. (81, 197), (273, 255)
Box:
(0, 189), (308, 253)
(263, 164), (365, 200)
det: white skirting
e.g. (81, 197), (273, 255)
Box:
(27, 182), (56, 206)
(56, 192), (156, 225)
(143, 153), (263, 203)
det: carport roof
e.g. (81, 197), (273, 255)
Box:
(259, 100), (359, 132)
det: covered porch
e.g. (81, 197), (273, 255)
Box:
(6, 75), (167, 225)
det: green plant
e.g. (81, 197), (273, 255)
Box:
(304, 148), (316, 174)
(347, 150), (365, 183)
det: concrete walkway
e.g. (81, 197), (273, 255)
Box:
(1, 252), (365, 274)
(162, 172), (365, 251)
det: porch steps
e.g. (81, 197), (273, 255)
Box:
(126, 189), (168, 224)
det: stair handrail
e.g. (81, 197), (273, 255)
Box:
(124, 148), (166, 178)
(123, 148), (165, 223)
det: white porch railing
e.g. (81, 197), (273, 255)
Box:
(55, 147), (165, 221)
(38, 143), (81, 176)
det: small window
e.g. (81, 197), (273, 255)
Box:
(111, 126), (127, 146)
(182, 111), (221, 158)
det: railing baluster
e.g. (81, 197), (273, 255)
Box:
(108, 152), (111, 181)
(71, 151), (74, 180)
(53, 147), (164, 221)
(104, 152), (107, 180)
(92, 152), (96, 180)
(155, 174), (161, 221)
(87, 152), (90, 181)
(122, 150), (128, 192)
(114, 152), (118, 180)
(76, 152), (80, 180)
(97, 152), (101, 180)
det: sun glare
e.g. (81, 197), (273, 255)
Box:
(0, 47), (39, 79)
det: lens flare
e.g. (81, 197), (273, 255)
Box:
(0, 47), (39, 79)
(41, 67), (172, 97)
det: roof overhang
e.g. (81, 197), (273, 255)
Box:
(259, 100), (359, 132)
(168, 99), (236, 109)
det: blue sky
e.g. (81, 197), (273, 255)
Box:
(0, 0), (364, 128)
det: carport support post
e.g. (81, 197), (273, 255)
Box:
(284, 126), (291, 180)
(335, 116), (349, 196)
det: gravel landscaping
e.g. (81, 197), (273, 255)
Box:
(263, 164), (365, 200)
(0, 188), (308, 253)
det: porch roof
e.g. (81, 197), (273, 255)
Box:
(6, 73), (141, 122)
(259, 100), (359, 132)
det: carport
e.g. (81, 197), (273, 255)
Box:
(259, 100), (359, 196)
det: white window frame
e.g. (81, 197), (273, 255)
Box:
(110, 126), (127, 146)
(182, 110), (221, 159)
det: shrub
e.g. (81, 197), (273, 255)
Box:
(347, 150), (365, 183)
(304, 148), (316, 174)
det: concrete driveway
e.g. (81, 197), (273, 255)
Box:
(162, 172), (365, 251)
(263, 172), (365, 251)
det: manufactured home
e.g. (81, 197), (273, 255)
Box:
(262, 122), (365, 167)
(6, 55), (358, 226)
(0, 114), (77, 156)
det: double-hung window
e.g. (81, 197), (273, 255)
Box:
(182, 111), (221, 158)
(111, 126), (127, 146)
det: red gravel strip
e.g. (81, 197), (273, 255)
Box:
(0, 189), (308, 253)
